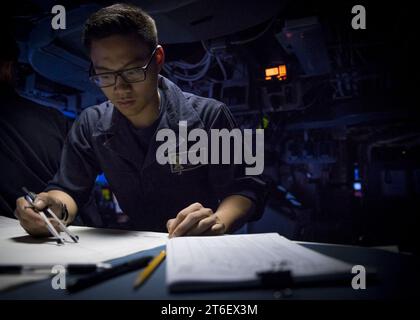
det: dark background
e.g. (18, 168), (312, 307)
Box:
(3, 0), (419, 253)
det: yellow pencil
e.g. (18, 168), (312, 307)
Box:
(133, 250), (166, 288)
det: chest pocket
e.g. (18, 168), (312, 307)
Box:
(146, 154), (208, 192)
(167, 150), (207, 175)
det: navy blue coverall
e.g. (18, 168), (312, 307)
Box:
(46, 76), (267, 231)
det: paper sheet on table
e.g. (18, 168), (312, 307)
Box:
(166, 233), (353, 291)
(0, 216), (168, 291)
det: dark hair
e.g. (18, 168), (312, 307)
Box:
(82, 3), (158, 54)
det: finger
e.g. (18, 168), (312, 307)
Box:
(16, 197), (53, 236)
(16, 198), (45, 226)
(33, 192), (52, 210)
(21, 208), (45, 226)
(19, 211), (51, 237)
(172, 208), (213, 237)
(211, 223), (225, 235)
(33, 193), (63, 218)
(170, 202), (203, 234)
(166, 219), (175, 233)
(172, 202), (203, 231)
(33, 192), (61, 211)
(185, 215), (217, 236)
(15, 197), (27, 219)
(171, 208), (213, 238)
(202, 223), (225, 236)
(24, 222), (51, 237)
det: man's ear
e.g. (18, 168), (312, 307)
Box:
(155, 45), (165, 73)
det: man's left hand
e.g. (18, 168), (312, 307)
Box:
(166, 202), (226, 237)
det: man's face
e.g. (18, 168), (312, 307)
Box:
(90, 33), (160, 119)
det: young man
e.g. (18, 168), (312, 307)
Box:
(15, 3), (266, 237)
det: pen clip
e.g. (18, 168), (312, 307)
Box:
(22, 187), (36, 201)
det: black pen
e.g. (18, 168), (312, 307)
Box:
(0, 263), (112, 275)
(67, 255), (153, 293)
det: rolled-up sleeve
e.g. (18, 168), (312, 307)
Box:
(45, 110), (100, 211)
(207, 104), (268, 221)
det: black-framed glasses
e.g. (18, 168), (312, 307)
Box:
(89, 46), (158, 88)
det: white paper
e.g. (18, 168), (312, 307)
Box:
(0, 216), (168, 291)
(166, 233), (352, 288)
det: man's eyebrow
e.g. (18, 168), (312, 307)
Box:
(94, 56), (148, 72)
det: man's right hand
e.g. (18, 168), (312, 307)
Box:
(15, 192), (64, 237)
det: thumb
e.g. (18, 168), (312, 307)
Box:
(33, 193), (51, 210)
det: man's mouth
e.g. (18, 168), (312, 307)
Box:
(116, 99), (136, 108)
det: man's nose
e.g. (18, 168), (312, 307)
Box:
(113, 74), (131, 91)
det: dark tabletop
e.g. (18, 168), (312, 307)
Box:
(0, 241), (418, 300)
